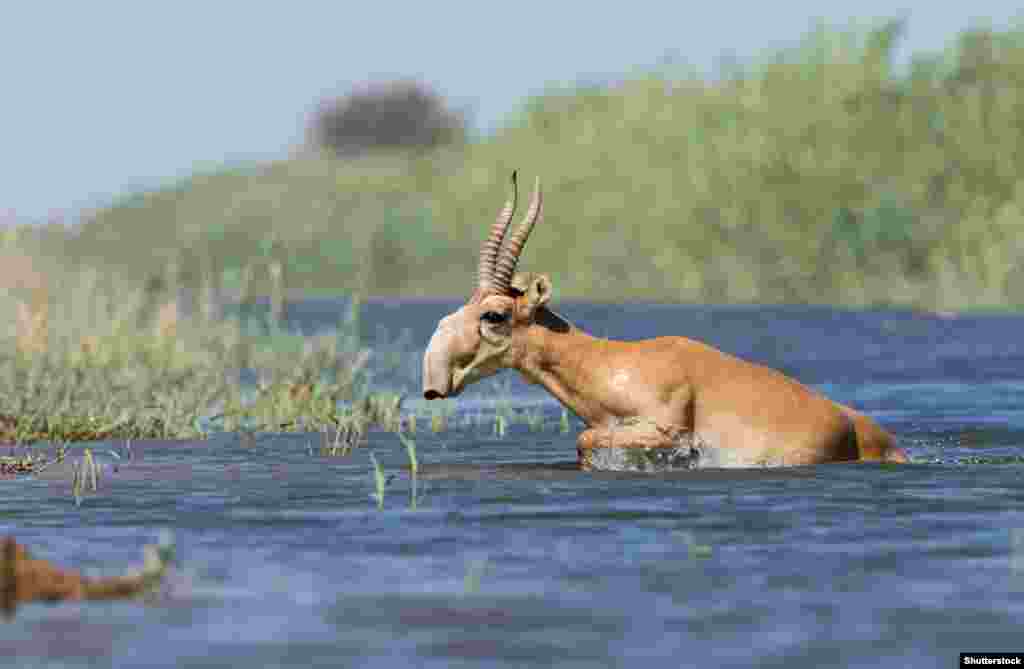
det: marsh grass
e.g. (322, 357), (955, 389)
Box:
(71, 448), (101, 507)
(0, 238), (395, 466)
(317, 418), (365, 457)
(360, 434), (424, 511)
(430, 409), (448, 433)
(369, 452), (386, 510)
(462, 558), (489, 595)
(398, 433), (420, 510)
(523, 408), (545, 432)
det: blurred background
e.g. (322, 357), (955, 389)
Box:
(3, 1), (1024, 310)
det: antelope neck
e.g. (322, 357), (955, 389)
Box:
(512, 308), (609, 424)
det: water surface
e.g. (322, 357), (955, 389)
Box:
(3, 301), (1023, 667)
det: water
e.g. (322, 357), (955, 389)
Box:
(3, 300), (1024, 667)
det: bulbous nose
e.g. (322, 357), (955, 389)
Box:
(422, 328), (453, 401)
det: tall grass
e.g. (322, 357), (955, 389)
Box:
(0, 236), (378, 445)
(16, 21), (1024, 311)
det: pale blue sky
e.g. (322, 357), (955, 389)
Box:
(2, 1), (1021, 221)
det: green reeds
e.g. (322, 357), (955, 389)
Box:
(673, 530), (714, 560)
(362, 435), (422, 511)
(463, 558), (488, 595)
(0, 246), (381, 446)
(71, 448), (101, 507)
(524, 408), (544, 432)
(430, 409), (447, 433)
(492, 387), (512, 437)
(369, 452), (385, 510)
(318, 417), (364, 456)
(398, 433), (420, 510)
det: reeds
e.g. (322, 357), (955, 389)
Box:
(398, 432), (420, 510)
(363, 434), (422, 511)
(71, 448), (101, 507)
(369, 452), (386, 510)
(0, 241), (382, 448)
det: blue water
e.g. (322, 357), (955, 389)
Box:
(2, 301), (1023, 667)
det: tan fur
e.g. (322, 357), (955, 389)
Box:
(422, 179), (908, 468)
(424, 278), (908, 467)
(1, 536), (167, 615)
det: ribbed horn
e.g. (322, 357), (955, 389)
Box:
(477, 171), (518, 291)
(492, 176), (542, 292)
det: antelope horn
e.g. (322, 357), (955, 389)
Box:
(477, 171), (518, 292)
(492, 176), (542, 292)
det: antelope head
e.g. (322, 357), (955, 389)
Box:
(423, 171), (551, 400)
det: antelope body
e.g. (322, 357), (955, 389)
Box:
(422, 173), (908, 469)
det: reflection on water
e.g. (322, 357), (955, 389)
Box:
(2, 302), (1024, 667)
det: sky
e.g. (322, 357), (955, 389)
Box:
(2, 1), (1021, 222)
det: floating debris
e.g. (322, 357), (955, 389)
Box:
(0, 453), (43, 477)
(0, 536), (173, 618)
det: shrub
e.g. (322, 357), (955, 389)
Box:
(308, 80), (465, 156)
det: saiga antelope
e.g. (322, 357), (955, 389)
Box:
(422, 173), (908, 469)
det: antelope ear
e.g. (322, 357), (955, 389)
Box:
(512, 272), (552, 319)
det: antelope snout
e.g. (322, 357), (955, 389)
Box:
(422, 338), (452, 401)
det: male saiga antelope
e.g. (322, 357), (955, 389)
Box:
(422, 173), (908, 469)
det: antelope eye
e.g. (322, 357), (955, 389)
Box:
(481, 311), (508, 324)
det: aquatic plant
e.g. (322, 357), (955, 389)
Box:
(430, 409), (447, 433)
(0, 245), (384, 456)
(369, 452), (386, 510)
(71, 448), (101, 507)
(462, 558), (488, 595)
(523, 408), (544, 432)
(398, 433), (421, 510)
(318, 419), (364, 457)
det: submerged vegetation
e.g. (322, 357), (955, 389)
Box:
(14, 20), (1024, 312)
